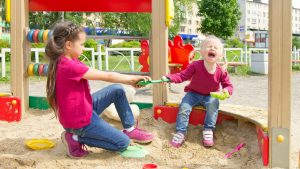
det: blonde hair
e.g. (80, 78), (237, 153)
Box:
(200, 35), (224, 52)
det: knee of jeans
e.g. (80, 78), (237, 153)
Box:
(111, 84), (125, 95)
(205, 98), (219, 110)
(178, 104), (192, 118)
(117, 137), (130, 151)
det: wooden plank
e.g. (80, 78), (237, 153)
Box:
(10, 0), (30, 113)
(165, 102), (268, 132)
(269, 0), (292, 167)
(29, 0), (151, 13)
(151, 0), (168, 106)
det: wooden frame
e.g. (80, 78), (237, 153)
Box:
(10, 0), (292, 167)
(268, 0), (292, 167)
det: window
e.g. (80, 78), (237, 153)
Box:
(188, 20), (192, 24)
(252, 19), (256, 24)
(188, 29), (192, 33)
(180, 26), (185, 32)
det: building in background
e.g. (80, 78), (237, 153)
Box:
(237, 0), (300, 48)
(178, 3), (205, 46)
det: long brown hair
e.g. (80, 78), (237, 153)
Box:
(45, 21), (84, 116)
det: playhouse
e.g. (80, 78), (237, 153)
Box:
(1, 0), (294, 168)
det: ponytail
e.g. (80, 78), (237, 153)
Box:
(45, 21), (84, 116)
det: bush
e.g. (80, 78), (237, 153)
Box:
(31, 43), (46, 62)
(0, 39), (11, 61)
(109, 41), (141, 56)
(82, 38), (98, 60)
(225, 38), (244, 48)
(111, 41), (140, 48)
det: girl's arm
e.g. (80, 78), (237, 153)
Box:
(82, 68), (151, 87)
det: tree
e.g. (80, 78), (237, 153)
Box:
(29, 12), (85, 29)
(197, 0), (241, 40)
(292, 37), (300, 49)
(99, 0), (196, 38)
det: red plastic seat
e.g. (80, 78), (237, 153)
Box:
(0, 96), (21, 122)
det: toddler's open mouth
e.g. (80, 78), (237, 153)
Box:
(208, 51), (216, 58)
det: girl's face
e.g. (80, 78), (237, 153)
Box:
(200, 39), (223, 64)
(65, 32), (86, 59)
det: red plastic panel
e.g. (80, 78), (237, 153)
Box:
(256, 126), (269, 166)
(139, 40), (150, 72)
(154, 105), (222, 126)
(0, 97), (21, 122)
(29, 0), (151, 13)
(168, 36), (195, 70)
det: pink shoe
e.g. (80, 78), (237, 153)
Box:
(202, 129), (214, 147)
(123, 123), (154, 144)
(170, 132), (185, 148)
(61, 131), (89, 158)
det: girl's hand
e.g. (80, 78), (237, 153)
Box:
(132, 76), (152, 88)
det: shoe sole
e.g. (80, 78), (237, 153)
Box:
(203, 141), (214, 147)
(169, 140), (183, 148)
(132, 138), (154, 144)
(61, 131), (86, 159)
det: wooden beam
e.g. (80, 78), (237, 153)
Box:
(29, 0), (151, 13)
(269, 0), (292, 167)
(151, 0), (168, 106)
(11, 0), (30, 113)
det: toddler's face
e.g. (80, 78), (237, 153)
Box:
(201, 39), (223, 64)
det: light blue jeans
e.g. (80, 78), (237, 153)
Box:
(176, 92), (219, 133)
(65, 84), (135, 151)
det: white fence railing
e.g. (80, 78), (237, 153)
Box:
(1, 47), (300, 77)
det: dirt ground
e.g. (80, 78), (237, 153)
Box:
(0, 72), (299, 169)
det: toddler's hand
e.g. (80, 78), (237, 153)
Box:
(210, 90), (230, 100)
(161, 76), (171, 83)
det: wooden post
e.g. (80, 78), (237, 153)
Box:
(10, 0), (30, 113)
(269, 0), (292, 167)
(151, 0), (168, 106)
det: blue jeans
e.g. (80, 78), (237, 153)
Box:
(65, 84), (135, 151)
(176, 92), (219, 133)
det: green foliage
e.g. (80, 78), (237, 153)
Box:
(98, 0), (196, 38)
(292, 37), (300, 49)
(110, 41), (140, 48)
(0, 39), (11, 61)
(31, 43), (46, 62)
(29, 12), (84, 29)
(197, 0), (241, 40)
(82, 39), (99, 60)
(0, 39), (10, 49)
(84, 38), (98, 50)
(292, 64), (300, 71)
(225, 38), (244, 48)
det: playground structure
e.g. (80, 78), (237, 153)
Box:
(5, 0), (294, 168)
(139, 35), (195, 74)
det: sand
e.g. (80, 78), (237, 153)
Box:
(0, 72), (299, 169)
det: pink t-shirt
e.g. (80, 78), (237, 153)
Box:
(166, 60), (233, 96)
(56, 56), (92, 129)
